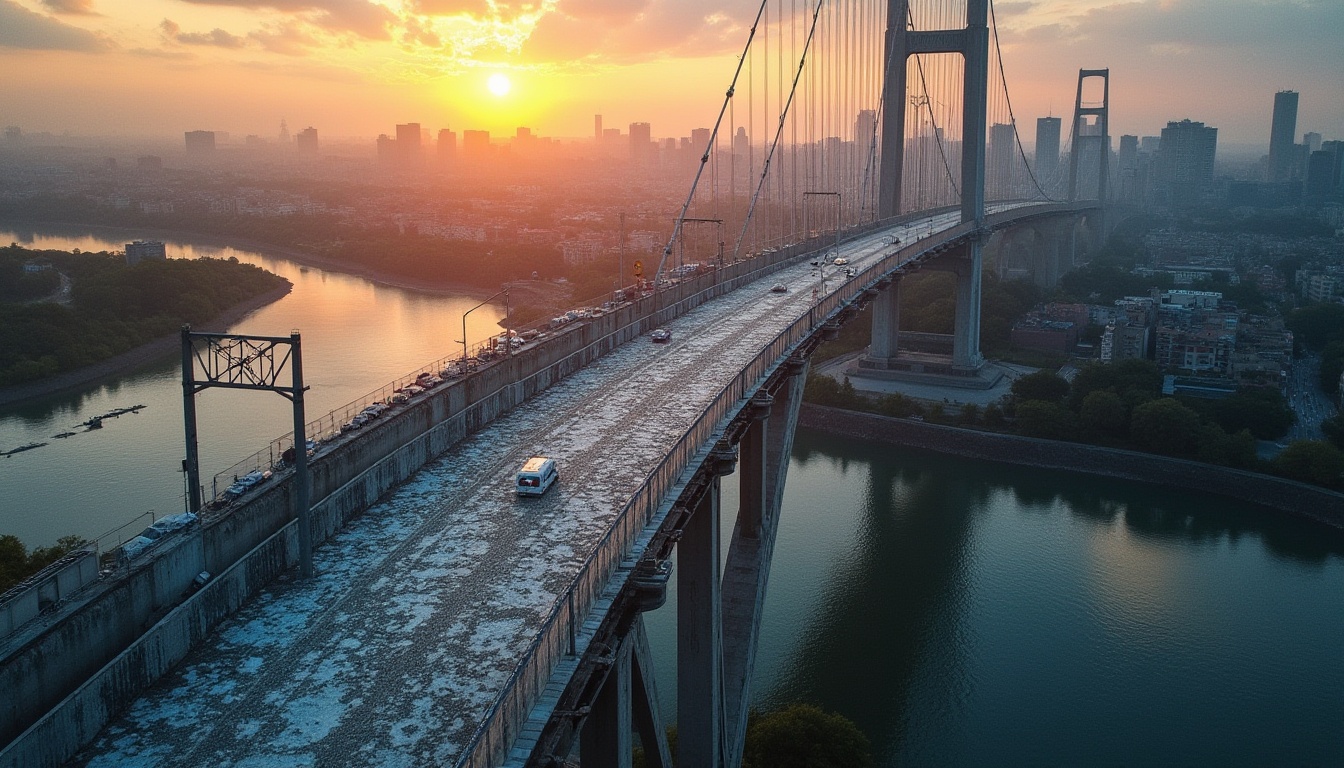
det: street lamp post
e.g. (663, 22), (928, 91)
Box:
(804, 191), (842, 297)
(460, 289), (509, 365)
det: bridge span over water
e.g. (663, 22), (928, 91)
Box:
(1, 0), (1121, 764)
(23, 200), (1088, 768)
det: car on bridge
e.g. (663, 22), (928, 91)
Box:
(516, 456), (559, 496)
(832, 257), (848, 265)
(770, 283), (788, 293)
(651, 328), (672, 343)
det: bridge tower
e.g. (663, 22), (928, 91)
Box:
(1067, 68), (1110, 203)
(872, 0), (990, 373)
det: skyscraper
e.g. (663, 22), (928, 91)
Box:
(396, 123), (421, 164)
(987, 122), (1018, 199)
(594, 115), (602, 143)
(1269, 90), (1298, 182)
(629, 122), (652, 163)
(854, 110), (877, 145)
(437, 128), (456, 160)
(1156, 119), (1217, 206)
(184, 130), (215, 155)
(296, 127), (318, 153)
(1034, 116), (1061, 194)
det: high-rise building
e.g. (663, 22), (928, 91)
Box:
(1306, 141), (1343, 199)
(988, 122), (1018, 199)
(733, 127), (749, 158)
(437, 128), (456, 160)
(184, 130), (215, 155)
(296, 127), (318, 153)
(462, 129), (490, 157)
(1156, 119), (1217, 206)
(279, 119), (290, 144)
(629, 122), (652, 163)
(854, 110), (877, 145)
(594, 115), (602, 143)
(1269, 90), (1298, 182)
(396, 122), (421, 164)
(1303, 132), (1322, 154)
(1034, 116), (1061, 193)
(376, 134), (396, 163)
(125, 240), (167, 265)
(690, 127), (712, 152)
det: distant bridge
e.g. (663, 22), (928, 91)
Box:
(2, 1), (1112, 766)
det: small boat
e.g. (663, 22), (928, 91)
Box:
(83, 417), (104, 430)
(52, 431), (77, 439)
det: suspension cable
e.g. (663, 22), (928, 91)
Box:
(732, 0), (828, 259)
(654, 0), (773, 285)
(989, 0), (1054, 201)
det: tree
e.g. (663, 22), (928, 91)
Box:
(1211, 389), (1294, 440)
(1273, 441), (1344, 488)
(1011, 370), (1070, 404)
(958, 403), (980, 425)
(1130, 398), (1204, 457)
(1079, 389), (1128, 440)
(743, 704), (875, 768)
(1013, 400), (1079, 441)
(1321, 412), (1344, 451)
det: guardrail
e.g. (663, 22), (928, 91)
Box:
(0, 548), (99, 639)
(452, 205), (1017, 767)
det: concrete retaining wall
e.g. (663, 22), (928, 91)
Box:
(799, 404), (1344, 528)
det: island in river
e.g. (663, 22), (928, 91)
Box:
(0, 245), (291, 406)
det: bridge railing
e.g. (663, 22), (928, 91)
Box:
(455, 207), (978, 766)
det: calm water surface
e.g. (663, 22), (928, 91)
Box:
(0, 226), (502, 548)
(647, 427), (1344, 766)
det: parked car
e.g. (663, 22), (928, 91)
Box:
(651, 328), (672, 343)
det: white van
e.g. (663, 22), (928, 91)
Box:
(516, 456), (559, 496)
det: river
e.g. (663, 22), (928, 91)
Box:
(4, 227), (1341, 765)
(0, 226), (504, 550)
(642, 427), (1344, 765)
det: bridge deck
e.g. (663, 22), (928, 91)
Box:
(71, 208), (1016, 767)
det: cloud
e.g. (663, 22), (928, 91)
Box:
(0, 0), (106, 50)
(178, 0), (396, 40)
(523, 0), (754, 65)
(160, 19), (247, 49)
(249, 20), (322, 55)
(40, 0), (96, 14)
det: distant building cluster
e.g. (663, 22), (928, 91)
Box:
(124, 240), (166, 265)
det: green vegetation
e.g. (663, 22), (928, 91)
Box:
(0, 195), (565, 289)
(802, 358), (1340, 489)
(0, 245), (289, 386)
(0, 534), (89, 592)
(636, 703), (873, 768)
(1287, 304), (1344, 394)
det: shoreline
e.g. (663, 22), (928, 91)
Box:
(0, 284), (293, 409)
(799, 403), (1344, 529)
(0, 219), (501, 300)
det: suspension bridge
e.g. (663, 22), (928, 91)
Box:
(0, 1), (1113, 767)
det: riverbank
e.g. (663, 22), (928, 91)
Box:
(0, 283), (292, 409)
(800, 403), (1344, 529)
(0, 220), (502, 299)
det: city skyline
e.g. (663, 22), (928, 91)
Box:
(0, 0), (1341, 149)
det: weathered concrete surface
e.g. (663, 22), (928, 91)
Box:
(799, 404), (1344, 529)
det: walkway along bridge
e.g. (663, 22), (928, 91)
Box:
(1, 1), (1111, 766)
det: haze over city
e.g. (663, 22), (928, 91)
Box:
(2, 0), (1341, 148)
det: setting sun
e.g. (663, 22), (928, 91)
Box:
(487, 73), (512, 97)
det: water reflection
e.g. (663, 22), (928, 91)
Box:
(753, 427), (1344, 766)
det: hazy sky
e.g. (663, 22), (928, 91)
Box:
(1, 0), (1340, 150)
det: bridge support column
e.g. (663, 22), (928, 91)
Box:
(951, 242), (984, 370)
(581, 635), (633, 768)
(720, 363), (807, 768)
(738, 393), (774, 539)
(864, 278), (902, 367)
(677, 466), (726, 768)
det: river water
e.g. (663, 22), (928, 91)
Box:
(4, 228), (1341, 765)
(0, 226), (504, 550)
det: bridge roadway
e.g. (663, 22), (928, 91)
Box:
(71, 204), (1041, 767)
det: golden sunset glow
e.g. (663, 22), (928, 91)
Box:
(487, 73), (512, 98)
(0, 1), (1337, 144)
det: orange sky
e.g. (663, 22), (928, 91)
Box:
(1, 0), (1341, 151)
